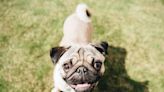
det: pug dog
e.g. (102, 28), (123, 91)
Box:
(60, 3), (93, 47)
(50, 42), (108, 92)
(50, 3), (108, 92)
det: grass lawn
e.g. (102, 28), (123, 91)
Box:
(0, 0), (164, 92)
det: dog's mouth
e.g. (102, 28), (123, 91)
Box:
(64, 65), (101, 91)
(70, 83), (96, 92)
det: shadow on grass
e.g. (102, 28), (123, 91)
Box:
(95, 45), (149, 92)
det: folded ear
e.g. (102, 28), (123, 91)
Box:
(93, 41), (109, 55)
(50, 47), (67, 64)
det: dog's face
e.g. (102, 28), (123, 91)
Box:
(50, 42), (108, 92)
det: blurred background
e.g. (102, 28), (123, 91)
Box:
(0, 0), (164, 92)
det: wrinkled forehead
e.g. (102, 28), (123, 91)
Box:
(59, 45), (105, 64)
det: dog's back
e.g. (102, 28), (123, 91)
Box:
(60, 3), (93, 47)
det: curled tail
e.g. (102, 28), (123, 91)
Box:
(76, 3), (91, 22)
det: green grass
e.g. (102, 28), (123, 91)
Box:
(0, 0), (164, 92)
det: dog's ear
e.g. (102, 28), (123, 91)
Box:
(50, 47), (67, 64)
(93, 41), (109, 55)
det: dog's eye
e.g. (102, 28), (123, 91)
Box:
(63, 60), (73, 71)
(94, 61), (102, 70)
(63, 63), (71, 70)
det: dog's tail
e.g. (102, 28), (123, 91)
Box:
(76, 3), (91, 22)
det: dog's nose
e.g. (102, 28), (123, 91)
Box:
(76, 66), (88, 75)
